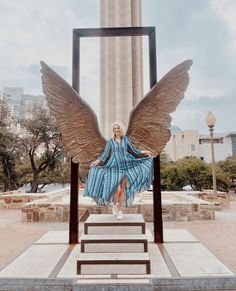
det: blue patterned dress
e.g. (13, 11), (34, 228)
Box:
(84, 136), (153, 206)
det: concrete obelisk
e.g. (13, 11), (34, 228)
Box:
(100, 0), (143, 138)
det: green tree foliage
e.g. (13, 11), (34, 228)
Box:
(15, 152), (71, 192)
(215, 166), (230, 192)
(176, 157), (212, 191)
(18, 106), (64, 192)
(38, 158), (70, 191)
(160, 155), (235, 192)
(15, 157), (32, 187)
(0, 102), (69, 193)
(0, 163), (4, 190)
(217, 156), (236, 182)
(160, 152), (186, 190)
(161, 156), (212, 191)
(216, 156), (236, 191)
(161, 163), (186, 190)
(0, 102), (19, 191)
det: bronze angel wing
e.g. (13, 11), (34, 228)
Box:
(126, 59), (193, 155)
(40, 61), (106, 167)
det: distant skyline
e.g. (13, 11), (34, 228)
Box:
(0, 0), (236, 133)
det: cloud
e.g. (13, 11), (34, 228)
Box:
(141, 0), (236, 132)
(0, 0), (99, 97)
(210, 0), (236, 33)
(0, 0), (236, 132)
(143, 0), (235, 92)
(171, 87), (236, 132)
(210, 0), (236, 68)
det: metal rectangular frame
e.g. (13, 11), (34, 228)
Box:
(70, 26), (163, 244)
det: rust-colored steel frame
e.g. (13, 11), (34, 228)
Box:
(70, 26), (163, 244)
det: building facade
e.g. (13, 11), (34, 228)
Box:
(165, 130), (200, 161)
(199, 132), (236, 163)
(100, 0), (143, 138)
(165, 129), (236, 162)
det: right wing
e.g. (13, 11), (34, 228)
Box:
(126, 59), (193, 155)
(40, 61), (106, 167)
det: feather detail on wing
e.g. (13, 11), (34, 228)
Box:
(126, 59), (193, 156)
(40, 61), (106, 166)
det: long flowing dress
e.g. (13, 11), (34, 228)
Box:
(84, 136), (153, 206)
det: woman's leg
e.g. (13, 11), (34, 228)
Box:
(118, 176), (127, 207)
(112, 185), (122, 215)
(113, 186), (121, 205)
(115, 177), (127, 219)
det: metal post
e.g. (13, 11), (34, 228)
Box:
(153, 156), (163, 243)
(69, 31), (80, 244)
(209, 126), (218, 202)
(149, 28), (163, 243)
(69, 160), (78, 244)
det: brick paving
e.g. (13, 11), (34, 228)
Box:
(0, 209), (68, 270)
(0, 193), (236, 274)
(164, 193), (236, 274)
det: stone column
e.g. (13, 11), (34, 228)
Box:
(100, 0), (143, 138)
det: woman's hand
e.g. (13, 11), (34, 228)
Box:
(90, 159), (100, 167)
(141, 150), (153, 157)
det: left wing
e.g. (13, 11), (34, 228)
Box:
(40, 61), (106, 167)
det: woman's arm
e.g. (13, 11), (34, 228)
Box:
(140, 150), (153, 157)
(126, 137), (153, 158)
(126, 137), (142, 157)
(90, 140), (111, 167)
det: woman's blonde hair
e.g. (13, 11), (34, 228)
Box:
(111, 121), (126, 138)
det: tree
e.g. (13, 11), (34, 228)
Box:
(215, 166), (230, 192)
(0, 102), (19, 191)
(38, 158), (70, 191)
(0, 163), (4, 191)
(15, 157), (32, 187)
(160, 152), (186, 190)
(216, 156), (236, 191)
(176, 157), (212, 191)
(19, 106), (64, 192)
(161, 156), (212, 191)
(161, 163), (186, 190)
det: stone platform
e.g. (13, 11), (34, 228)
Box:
(19, 189), (215, 222)
(0, 214), (235, 290)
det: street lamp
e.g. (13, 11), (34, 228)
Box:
(205, 111), (218, 204)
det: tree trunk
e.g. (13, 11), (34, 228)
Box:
(30, 172), (39, 193)
(4, 180), (17, 192)
(1, 156), (17, 191)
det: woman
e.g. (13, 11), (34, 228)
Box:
(84, 121), (153, 219)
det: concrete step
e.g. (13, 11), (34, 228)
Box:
(84, 214), (145, 234)
(80, 234), (148, 253)
(77, 252), (151, 275)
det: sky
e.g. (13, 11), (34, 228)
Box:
(0, 0), (236, 133)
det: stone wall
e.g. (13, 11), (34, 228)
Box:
(200, 191), (230, 207)
(0, 192), (48, 209)
(1, 189), (216, 222)
(21, 191), (215, 222)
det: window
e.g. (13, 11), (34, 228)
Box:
(232, 137), (236, 156)
(199, 138), (223, 144)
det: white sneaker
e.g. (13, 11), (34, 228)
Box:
(116, 211), (123, 220)
(112, 203), (118, 215)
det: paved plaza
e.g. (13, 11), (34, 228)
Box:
(0, 193), (236, 290)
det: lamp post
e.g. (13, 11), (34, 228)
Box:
(205, 111), (218, 203)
